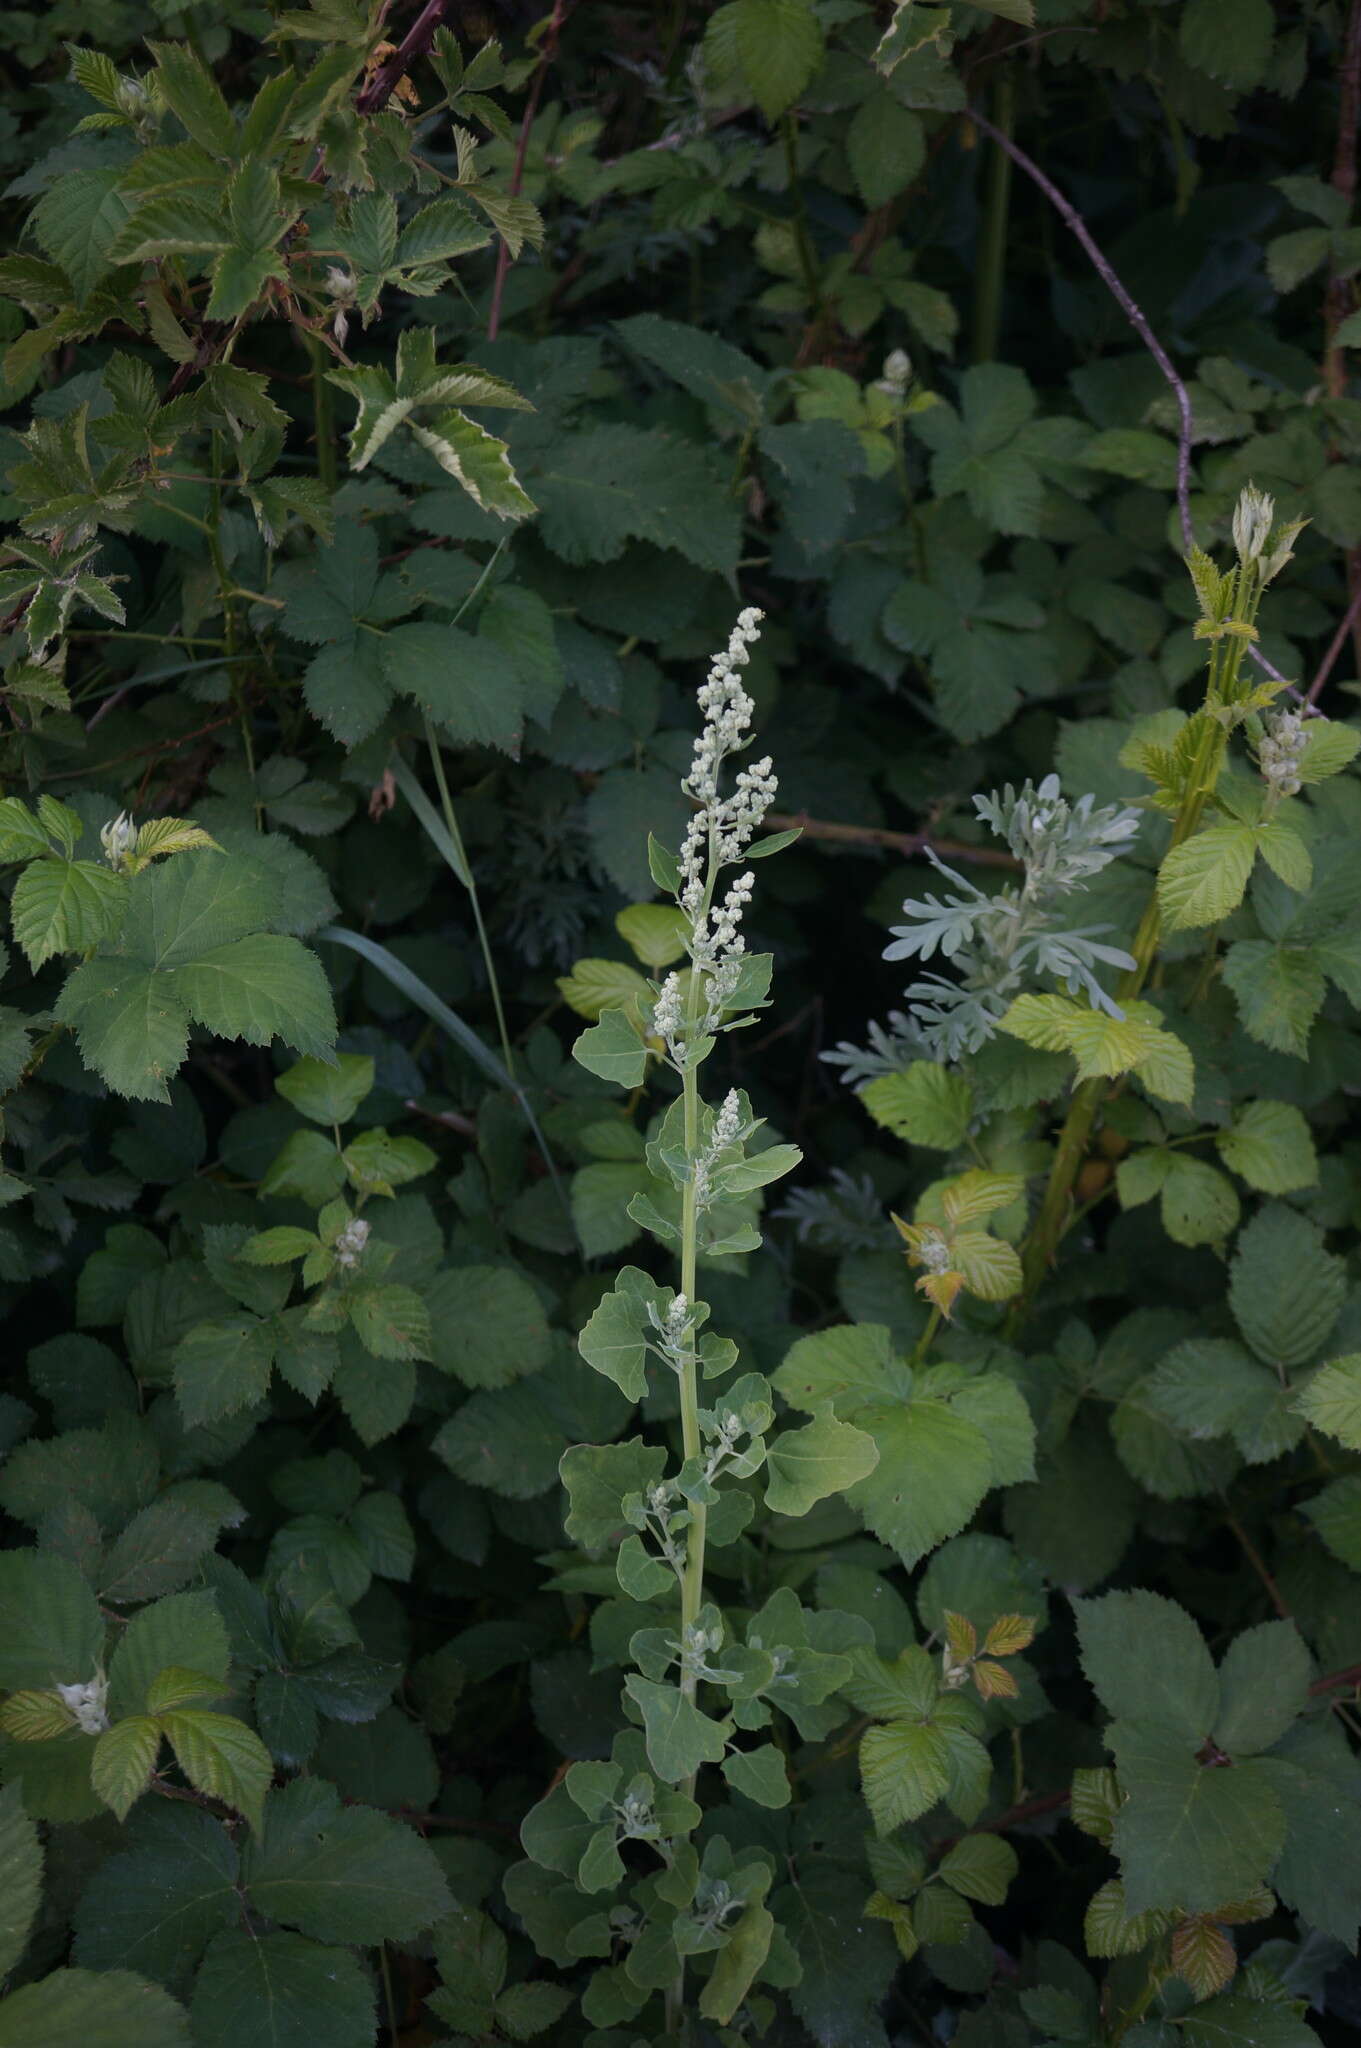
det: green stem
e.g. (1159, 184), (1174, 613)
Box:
(1014, 708), (1228, 1313)
(305, 332), (339, 496)
(912, 1305), (943, 1367)
(677, 1056), (706, 1702)
(422, 713), (516, 1082)
(1110, 1953), (1165, 2044)
(206, 429), (254, 779)
(781, 112), (823, 315)
(972, 73), (1014, 363)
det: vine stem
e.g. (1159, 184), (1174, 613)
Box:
(764, 808), (1021, 869)
(971, 73), (1013, 362)
(964, 101), (1306, 706)
(486, 0), (569, 340)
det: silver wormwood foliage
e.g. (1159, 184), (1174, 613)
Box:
(827, 774), (1143, 1071)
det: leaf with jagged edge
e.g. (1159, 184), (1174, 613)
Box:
(0, 1969), (192, 2048)
(11, 857), (126, 967)
(0, 1782), (42, 1978)
(92, 1715), (161, 1823)
(242, 1777), (452, 1943)
(189, 1930), (376, 2048)
(159, 1711), (272, 1832)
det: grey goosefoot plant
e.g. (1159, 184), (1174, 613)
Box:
(513, 610), (890, 2032)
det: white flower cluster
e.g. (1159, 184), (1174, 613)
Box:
(692, 1088), (743, 1209)
(1258, 707), (1309, 798)
(334, 1216), (370, 1268)
(650, 609), (778, 1050)
(58, 1673), (109, 1735)
(100, 810), (136, 869)
(647, 1289), (694, 1373)
(1231, 483), (1306, 586)
(650, 970), (684, 1045)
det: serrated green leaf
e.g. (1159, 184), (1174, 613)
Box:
(1216, 1099), (1316, 1193)
(1230, 1203), (1346, 1367)
(859, 1718), (952, 1833)
(0, 1782), (42, 1979)
(92, 1715), (160, 1822)
(847, 1397), (994, 1569)
(937, 1833), (1017, 1905)
(11, 857), (125, 967)
(174, 1316), (275, 1429)
(1293, 1353), (1361, 1449)
(0, 1969), (192, 2048)
(1074, 1590), (1218, 1747)
(427, 1264), (550, 1387)
(1110, 1724), (1285, 1914)
(244, 1778), (451, 1942)
(862, 1062), (973, 1150)
(1158, 823), (1258, 930)
(189, 1930), (375, 2048)
(1213, 1620), (1310, 1757)
(161, 1711), (272, 1832)
(0, 1549), (103, 1690)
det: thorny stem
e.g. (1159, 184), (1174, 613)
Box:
(964, 103), (1194, 556)
(971, 74), (1014, 363)
(765, 809), (1021, 870)
(487, 0), (569, 341)
(1324, 0), (1361, 682)
(966, 103), (1305, 706)
(355, 0), (448, 115)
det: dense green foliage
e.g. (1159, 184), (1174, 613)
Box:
(3, 1), (1361, 2043)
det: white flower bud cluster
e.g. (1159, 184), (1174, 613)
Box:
(651, 609), (779, 1057)
(647, 1289), (694, 1373)
(1231, 483), (1306, 587)
(334, 1217), (370, 1268)
(692, 1087), (743, 1209)
(1233, 485), (1275, 567)
(918, 1228), (953, 1276)
(874, 347), (913, 396)
(650, 970), (685, 1046)
(58, 1673), (109, 1734)
(326, 266), (358, 348)
(680, 609), (773, 903)
(100, 810), (136, 869)
(1259, 707), (1309, 798)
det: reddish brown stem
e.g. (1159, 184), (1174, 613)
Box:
(965, 102), (1194, 556)
(1325, 1), (1361, 681)
(355, 0), (448, 115)
(1307, 578), (1361, 704)
(765, 809), (1022, 870)
(1311, 1661), (1361, 1698)
(487, 0), (570, 341)
(1226, 1510), (1292, 1621)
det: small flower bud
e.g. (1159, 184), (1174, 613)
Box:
(1232, 484), (1274, 566)
(875, 347), (913, 395)
(100, 811), (136, 869)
